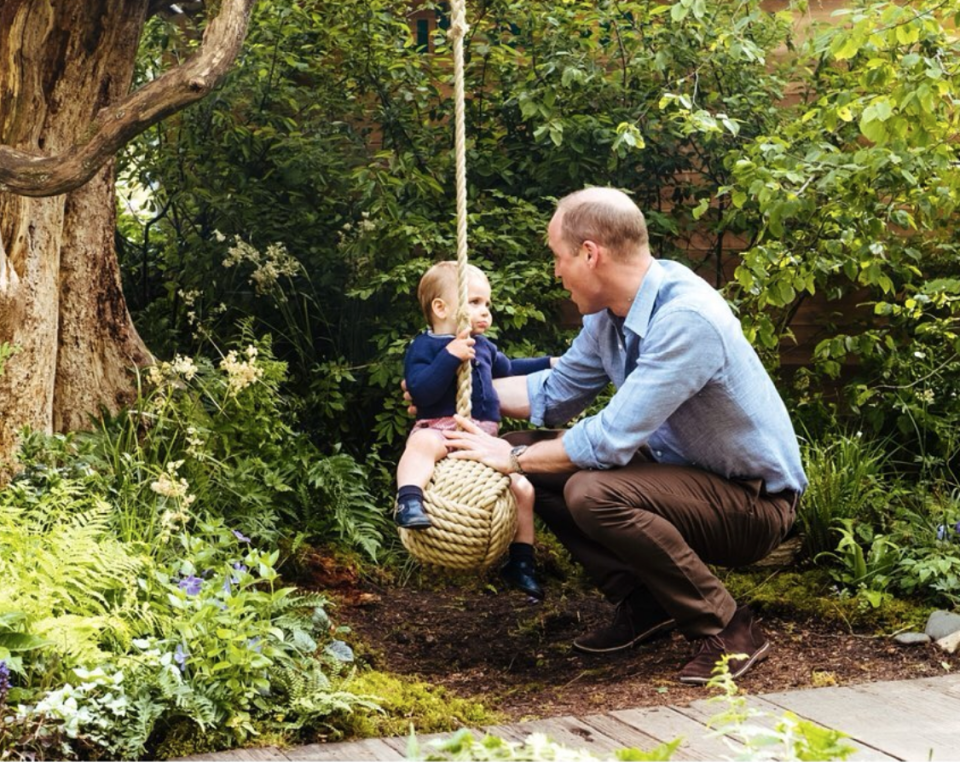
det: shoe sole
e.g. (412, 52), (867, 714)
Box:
(572, 618), (677, 654)
(677, 641), (771, 685)
(397, 520), (432, 530)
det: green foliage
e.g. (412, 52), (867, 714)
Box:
(719, 569), (929, 633)
(818, 520), (902, 609)
(718, 0), (960, 464)
(61, 334), (387, 559)
(798, 432), (889, 560)
(0, 336), (387, 757)
(704, 656), (856, 761)
(0, 481), (148, 677)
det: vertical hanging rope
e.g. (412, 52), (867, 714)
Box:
(399, 0), (518, 570)
(448, 0), (472, 421)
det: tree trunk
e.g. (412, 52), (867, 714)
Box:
(0, 0), (151, 461)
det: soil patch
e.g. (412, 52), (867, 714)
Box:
(329, 577), (959, 722)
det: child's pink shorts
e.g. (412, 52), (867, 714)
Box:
(410, 416), (499, 437)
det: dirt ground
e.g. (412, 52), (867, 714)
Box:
(307, 556), (960, 722)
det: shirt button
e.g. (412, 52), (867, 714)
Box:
(656, 450), (662, 458)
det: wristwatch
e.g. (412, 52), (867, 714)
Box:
(509, 445), (528, 475)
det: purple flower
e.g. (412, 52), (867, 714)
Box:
(222, 577), (233, 594)
(246, 637), (262, 653)
(0, 660), (10, 702)
(232, 529), (251, 543)
(173, 644), (188, 672)
(178, 575), (203, 595)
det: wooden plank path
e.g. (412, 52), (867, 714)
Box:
(184, 674), (960, 761)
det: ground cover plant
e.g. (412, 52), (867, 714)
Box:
(3, 0), (960, 758)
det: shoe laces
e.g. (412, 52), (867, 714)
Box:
(692, 634), (725, 658)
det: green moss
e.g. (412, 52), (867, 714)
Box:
(153, 719), (220, 760)
(332, 669), (503, 739)
(719, 568), (932, 632)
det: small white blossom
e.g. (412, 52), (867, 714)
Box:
(220, 347), (264, 394)
(170, 355), (197, 381)
(178, 289), (200, 307)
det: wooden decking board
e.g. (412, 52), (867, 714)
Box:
(744, 695), (902, 761)
(757, 681), (958, 760)
(282, 737), (403, 761)
(906, 673), (960, 701)
(608, 706), (736, 760)
(180, 676), (960, 761)
(672, 692), (901, 761)
(487, 714), (633, 754)
(578, 712), (694, 754)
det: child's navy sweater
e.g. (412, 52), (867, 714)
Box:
(404, 332), (551, 422)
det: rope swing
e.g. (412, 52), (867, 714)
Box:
(398, 0), (518, 570)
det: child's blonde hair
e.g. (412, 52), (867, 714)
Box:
(417, 261), (487, 327)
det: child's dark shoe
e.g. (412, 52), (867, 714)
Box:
(500, 558), (544, 600)
(395, 495), (432, 530)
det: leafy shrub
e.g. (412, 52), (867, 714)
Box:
(797, 432), (889, 561)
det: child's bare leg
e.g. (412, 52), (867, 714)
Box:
(397, 429), (448, 489)
(500, 474), (543, 599)
(394, 429), (447, 530)
(510, 473), (536, 545)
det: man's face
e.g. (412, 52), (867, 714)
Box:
(548, 211), (600, 315)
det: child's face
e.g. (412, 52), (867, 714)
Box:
(433, 274), (493, 335)
(464, 275), (493, 334)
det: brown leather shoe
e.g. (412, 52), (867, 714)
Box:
(573, 598), (675, 654)
(678, 605), (770, 685)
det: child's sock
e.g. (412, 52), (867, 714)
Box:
(509, 542), (535, 564)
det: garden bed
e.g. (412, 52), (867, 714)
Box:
(324, 572), (959, 724)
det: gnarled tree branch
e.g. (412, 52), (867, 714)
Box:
(0, 0), (256, 198)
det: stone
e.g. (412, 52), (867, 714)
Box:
(936, 630), (960, 654)
(893, 631), (932, 646)
(925, 610), (960, 641)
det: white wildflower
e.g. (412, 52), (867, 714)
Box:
(170, 354), (198, 381)
(214, 229), (226, 242)
(185, 426), (205, 457)
(220, 349), (264, 394)
(146, 364), (165, 387)
(178, 289), (200, 307)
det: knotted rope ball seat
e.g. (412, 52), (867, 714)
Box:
(398, 0), (517, 570)
(399, 458), (517, 570)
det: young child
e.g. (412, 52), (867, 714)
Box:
(396, 261), (552, 600)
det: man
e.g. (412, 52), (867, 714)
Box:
(442, 187), (807, 685)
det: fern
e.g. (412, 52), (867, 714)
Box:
(306, 452), (388, 560)
(0, 488), (149, 671)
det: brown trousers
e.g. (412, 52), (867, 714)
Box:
(504, 431), (797, 638)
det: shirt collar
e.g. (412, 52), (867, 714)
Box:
(618, 258), (664, 339)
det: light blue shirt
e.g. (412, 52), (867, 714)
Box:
(527, 259), (808, 494)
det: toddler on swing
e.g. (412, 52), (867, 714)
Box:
(395, 261), (552, 600)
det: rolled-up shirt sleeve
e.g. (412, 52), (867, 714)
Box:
(527, 320), (610, 427)
(562, 309), (725, 470)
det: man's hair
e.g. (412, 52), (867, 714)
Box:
(417, 260), (487, 326)
(556, 188), (648, 260)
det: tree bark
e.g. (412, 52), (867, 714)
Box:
(0, 0), (255, 464)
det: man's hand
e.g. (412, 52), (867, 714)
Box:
(444, 328), (475, 362)
(443, 415), (513, 473)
